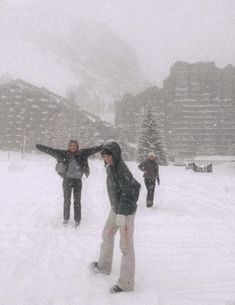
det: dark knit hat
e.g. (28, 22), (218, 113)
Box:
(69, 140), (79, 146)
(101, 148), (113, 156)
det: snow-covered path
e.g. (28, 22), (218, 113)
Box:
(1, 156), (235, 305)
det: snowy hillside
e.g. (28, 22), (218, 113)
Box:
(0, 11), (147, 120)
(0, 154), (235, 305)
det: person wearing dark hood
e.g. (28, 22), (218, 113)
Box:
(36, 140), (103, 226)
(138, 152), (160, 207)
(90, 142), (141, 294)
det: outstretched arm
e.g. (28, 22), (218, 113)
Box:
(36, 144), (66, 159)
(155, 165), (160, 184)
(82, 145), (103, 158)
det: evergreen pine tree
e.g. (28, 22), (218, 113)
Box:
(137, 109), (167, 164)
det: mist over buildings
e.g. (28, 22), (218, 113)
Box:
(0, 0), (234, 120)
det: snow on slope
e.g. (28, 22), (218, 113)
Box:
(0, 155), (235, 305)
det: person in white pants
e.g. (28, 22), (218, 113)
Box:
(99, 210), (135, 291)
(90, 142), (140, 294)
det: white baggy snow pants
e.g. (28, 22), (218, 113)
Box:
(98, 209), (135, 291)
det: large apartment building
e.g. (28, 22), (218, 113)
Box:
(115, 61), (235, 159)
(164, 62), (235, 157)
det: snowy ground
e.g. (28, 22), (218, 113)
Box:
(1, 153), (235, 305)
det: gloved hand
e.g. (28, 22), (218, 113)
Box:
(116, 214), (126, 227)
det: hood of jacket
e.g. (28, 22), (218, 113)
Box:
(102, 142), (122, 164)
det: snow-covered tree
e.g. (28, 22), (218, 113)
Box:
(136, 109), (167, 164)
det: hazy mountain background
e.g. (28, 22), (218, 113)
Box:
(0, 4), (148, 121)
(0, 0), (234, 122)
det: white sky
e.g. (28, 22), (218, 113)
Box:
(0, 0), (234, 90)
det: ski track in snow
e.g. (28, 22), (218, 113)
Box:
(0, 156), (235, 305)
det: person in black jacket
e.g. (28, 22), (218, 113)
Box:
(36, 140), (103, 226)
(91, 141), (141, 294)
(138, 152), (160, 207)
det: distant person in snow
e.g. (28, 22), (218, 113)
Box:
(90, 142), (141, 293)
(138, 152), (160, 207)
(36, 140), (103, 226)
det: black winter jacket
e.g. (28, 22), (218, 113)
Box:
(36, 144), (103, 178)
(138, 159), (160, 184)
(103, 142), (141, 216)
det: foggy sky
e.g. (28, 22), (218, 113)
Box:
(0, 0), (234, 94)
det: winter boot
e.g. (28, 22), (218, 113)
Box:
(75, 220), (80, 227)
(63, 219), (69, 225)
(90, 262), (110, 275)
(146, 200), (153, 207)
(110, 285), (124, 293)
